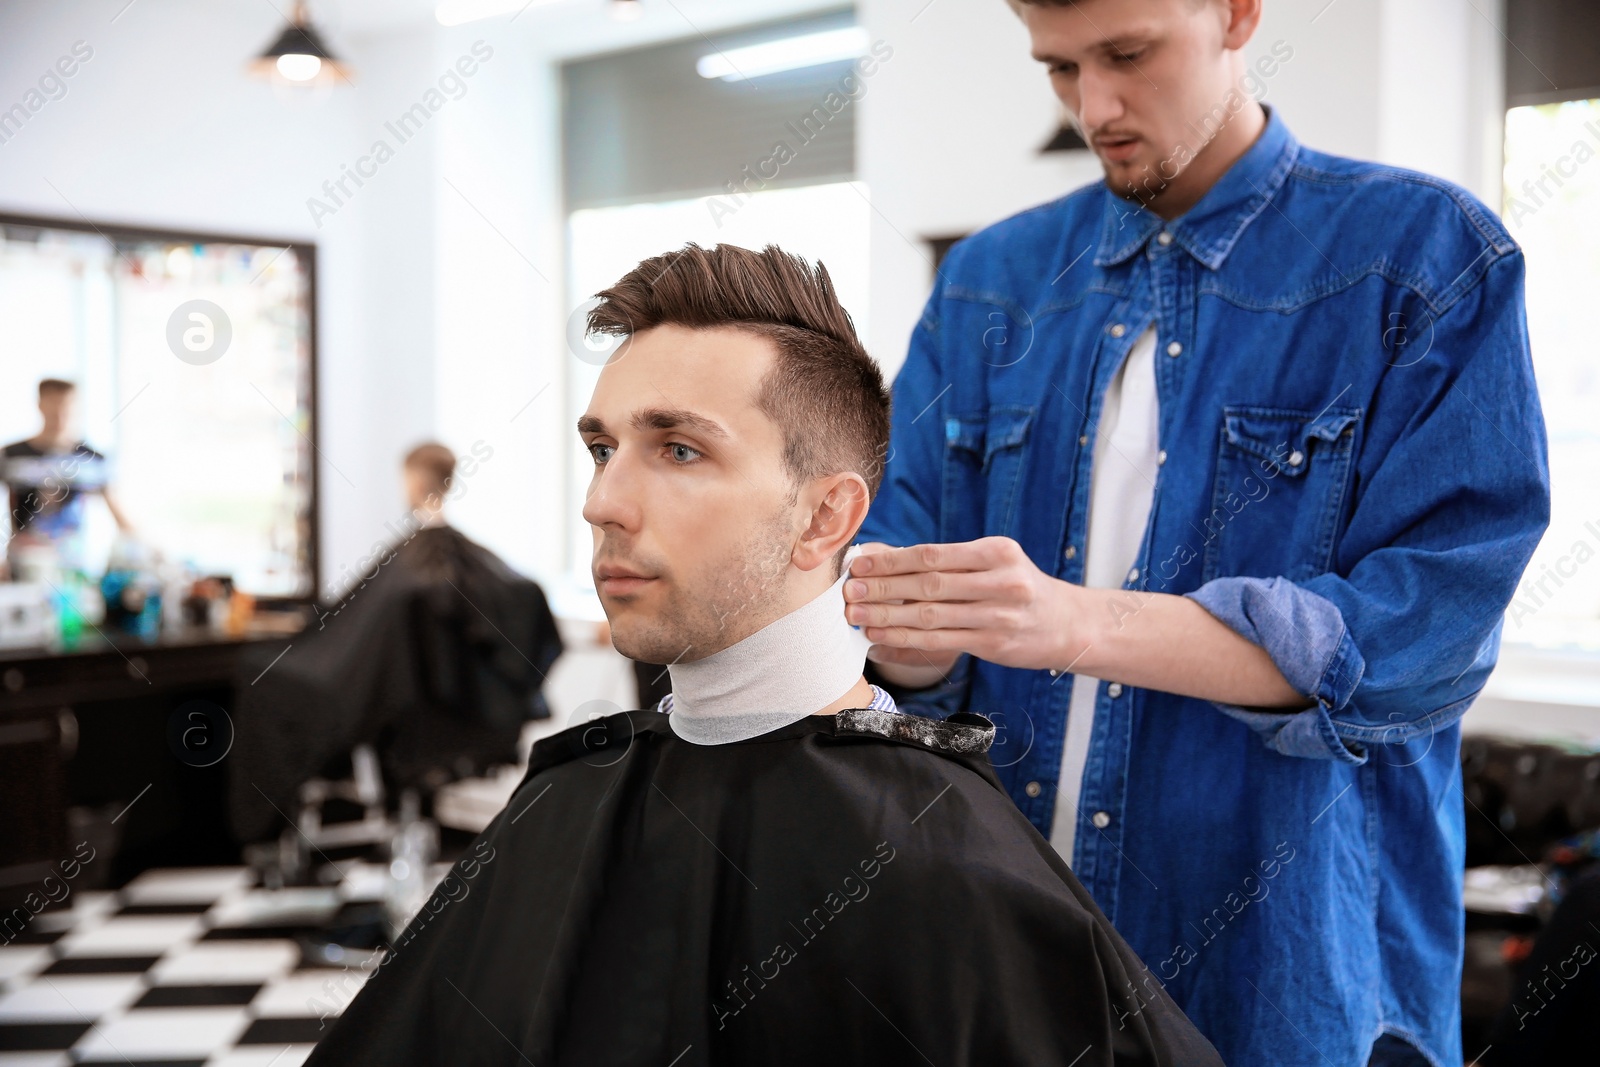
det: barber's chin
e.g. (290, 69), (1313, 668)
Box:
(1102, 157), (1146, 187)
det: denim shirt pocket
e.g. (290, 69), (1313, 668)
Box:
(1201, 405), (1361, 583)
(941, 406), (1037, 543)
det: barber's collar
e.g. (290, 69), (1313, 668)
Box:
(1094, 105), (1299, 272)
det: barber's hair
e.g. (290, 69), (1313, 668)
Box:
(38, 379), (75, 397)
(404, 442), (456, 494)
(585, 243), (891, 505)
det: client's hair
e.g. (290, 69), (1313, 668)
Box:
(38, 378), (76, 397)
(404, 441), (456, 495)
(586, 243), (891, 512)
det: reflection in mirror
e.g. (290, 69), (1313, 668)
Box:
(0, 214), (315, 647)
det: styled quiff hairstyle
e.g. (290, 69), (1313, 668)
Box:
(585, 243), (891, 510)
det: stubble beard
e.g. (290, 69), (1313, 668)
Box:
(611, 509), (796, 666)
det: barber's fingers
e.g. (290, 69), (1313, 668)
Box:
(844, 564), (1020, 608)
(847, 536), (1021, 579)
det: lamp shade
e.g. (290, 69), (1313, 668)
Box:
(250, 2), (352, 85)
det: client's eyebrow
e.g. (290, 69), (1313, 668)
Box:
(576, 407), (731, 442)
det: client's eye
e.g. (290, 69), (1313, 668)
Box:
(668, 443), (703, 464)
(587, 442), (615, 464)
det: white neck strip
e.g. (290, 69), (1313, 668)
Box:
(667, 548), (872, 746)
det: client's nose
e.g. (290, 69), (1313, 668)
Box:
(582, 446), (643, 533)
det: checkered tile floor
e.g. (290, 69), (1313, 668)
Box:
(0, 862), (442, 1066)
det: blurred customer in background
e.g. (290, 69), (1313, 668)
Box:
(230, 440), (562, 846)
(401, 442), (455, 532)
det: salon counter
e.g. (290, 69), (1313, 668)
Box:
(0, 622), (306, 904)
(0, 625), (297, 713)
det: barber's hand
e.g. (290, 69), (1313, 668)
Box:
(844, 537), (1075, 672)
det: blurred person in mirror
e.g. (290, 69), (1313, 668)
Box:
(303, 243), (1223, 1066)
(2, 378), (131, 576)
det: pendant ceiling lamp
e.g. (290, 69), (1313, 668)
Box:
(251, 1), (353, 86)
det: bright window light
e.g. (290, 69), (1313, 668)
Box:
(1502, 97), (1600, 650)
(696, 26), (868, 82)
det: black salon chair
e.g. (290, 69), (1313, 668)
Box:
(229, 526), (563, 881)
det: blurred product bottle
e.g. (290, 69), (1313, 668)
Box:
(160, 558), (197, 634)
(56, 571), (84, 644)
(100, 535), (166, 638)
(383, 791), (439, 943)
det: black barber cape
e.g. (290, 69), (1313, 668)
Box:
(305, 707), (1224, 1066)
(230, 525), (561, 843)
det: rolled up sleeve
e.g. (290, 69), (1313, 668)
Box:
(1187, 577), (1368, 762)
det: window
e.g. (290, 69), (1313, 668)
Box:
(1497, 0), (1600, 652)
(1501, 98), (1600, 651)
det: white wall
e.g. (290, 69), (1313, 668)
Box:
(325, 28), (445, 597)
(431, 29), (566, 585)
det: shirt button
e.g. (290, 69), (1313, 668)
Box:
(1166, 341), (1183, 357)
(1107, 682), (1123, 698)
(1108, 323), (1126, 338)
(1288, 450), (1305, 466)
(1156, 449), (1168, 465)
(1064, 545), (1077, 560)
(1024, 781), (1043, 798)
(1126, 568), (1139, 583)
(1078, 434), (1089, 446)
(1092, 811), (1112, 829)
(1157, 231), (1173, 246)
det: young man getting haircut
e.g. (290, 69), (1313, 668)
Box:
(305, 244), (1222, 1066)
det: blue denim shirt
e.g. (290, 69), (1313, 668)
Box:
(858, 109), (1550, 1067)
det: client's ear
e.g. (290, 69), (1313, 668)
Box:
(791, 471), (871, 573)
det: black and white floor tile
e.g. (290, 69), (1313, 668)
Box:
(0, 862), (429, 1066)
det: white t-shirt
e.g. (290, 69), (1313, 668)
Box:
(1050, 326), (1160, 864)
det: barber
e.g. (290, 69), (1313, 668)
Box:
(845, 2), (1548, 1066)
(3, 378), (131, 578)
